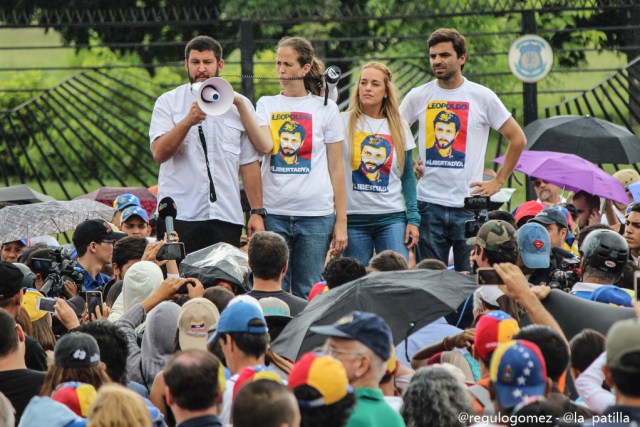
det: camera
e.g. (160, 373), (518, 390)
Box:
(549, 252), (581, 291)
(34, 248), (85, 298)
(464, 196), (491, 238)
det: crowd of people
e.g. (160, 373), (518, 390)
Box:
(0, 27), (639, 427)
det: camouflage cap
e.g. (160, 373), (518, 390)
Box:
(468, 220), (517, 254)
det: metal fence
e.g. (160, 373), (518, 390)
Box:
(1, 1), (639, 199)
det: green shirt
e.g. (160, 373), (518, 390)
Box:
(346, 387), (406, 427)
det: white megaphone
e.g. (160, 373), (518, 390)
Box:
(190, 77), (234, 116)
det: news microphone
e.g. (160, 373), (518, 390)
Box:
(158, 197), (177, 238)
(551, 246), (578, 259)
(323, 65), (342, 105)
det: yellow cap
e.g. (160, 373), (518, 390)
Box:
(21, 289), (47, 322)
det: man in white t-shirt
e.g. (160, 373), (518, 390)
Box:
(400, 28), (526, 271)
(149, 36), (272, 254)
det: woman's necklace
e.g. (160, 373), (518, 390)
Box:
(363, 115), (386, 144)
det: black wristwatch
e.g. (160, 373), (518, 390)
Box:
(249, 208), (267, 218)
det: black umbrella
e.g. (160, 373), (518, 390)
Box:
(524, 115), (640, 164)
(520, 289), (635, 341)
(270, 269), (477, 361)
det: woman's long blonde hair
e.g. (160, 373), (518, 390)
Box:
(86, 384), (152, 427)
(346, 61), (405, 171)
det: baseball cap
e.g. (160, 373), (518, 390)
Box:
(208, 300), (268, 344)
(54, 332), (101, 369)
(259, 297), (292, 321)
(613, 169), (640, 188)
(467, 220), (517, 255)
(120, 206), (149, 224)
(228, 294), (263, 311)
(113, 193), (141, 212)
(52, 382), (97, 417)
(308, 282), (329, 302)
(591, 285), (633, 308)
(22, 288), (48, 322)
(473, 310), (520, 363)
(232, 365), (284, 401)
(606, 318), (640, 373)
(72, 219), (126, 247)
(514, 201), (545, 226)
(517, 223), (551, 269)
(177, 298), (220, 351)
(476, 285), (505, 307)
(490, 339), (547, 409)
(288, 352), (353, 407)
(0, 261), (24, 299)
(310, 311), (393, 360)
(385, 346), (399, 377)
(67, 296), (88, 317)
(530, 207), (568, 229)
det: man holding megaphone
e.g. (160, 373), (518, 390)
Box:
(149, 36), (272, 254)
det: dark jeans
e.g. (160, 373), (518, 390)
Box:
(416, 201), (474, 271)
(157, 218), (243, 255)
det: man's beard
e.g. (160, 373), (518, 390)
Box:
(189, 69), (219, 84)
(280, 148), (298, 157)
(538, 189), (553, 203)
(363, 162), (383, 173)
(436, 138), (454, 150)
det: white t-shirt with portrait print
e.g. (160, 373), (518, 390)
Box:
(256, 92), (344, 216)
(341, 112), (415, 215)
(400, 78), (511, 208)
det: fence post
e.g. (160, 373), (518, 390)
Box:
(522, 9), (538, 201)
(239, 20), (255, 103)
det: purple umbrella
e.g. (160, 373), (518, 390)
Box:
(494, 151), (629, 205)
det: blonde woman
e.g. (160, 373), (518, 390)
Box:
(256, 36), (347, 298)
(342, 62), (419, 265)
(87, 384), (152, 427)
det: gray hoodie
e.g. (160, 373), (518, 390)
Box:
(117, 301), (180, 389)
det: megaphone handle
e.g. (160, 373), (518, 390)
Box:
(197, 125), (218, 203)
(324, 81), (329, 106)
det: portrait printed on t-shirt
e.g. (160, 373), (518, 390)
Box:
(424, 102), (469, 169)
(351, 132), (393, 193)
(269, 112), (313, 174)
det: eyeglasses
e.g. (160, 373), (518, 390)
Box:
(532, 179), (546, 187)
(99, 240), (115, 245)
(323, 344), (365, 359)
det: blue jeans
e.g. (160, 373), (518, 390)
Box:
(265, 214), (334, 298)
(343, 221), (409, 266)
(416, 201), (473, 271)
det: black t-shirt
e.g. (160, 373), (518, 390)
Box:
(247, 290), (308, 317)
(24, 336), (47, 372)
(24, 335), (48, 372)
(0, 369), (46, 424)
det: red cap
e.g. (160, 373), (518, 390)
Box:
(514, 201), (545, 225)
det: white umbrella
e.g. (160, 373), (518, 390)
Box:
(0, 199), (113, 243)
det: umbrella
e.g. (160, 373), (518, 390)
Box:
(0, 199), (114, 243)
(520, 289), (635, 341)
(494, 151), (629, 204)
(75, 186), (157, 217)
(0, 184), (56, 204)
(180, 242), (252, 293)
(270, 269), (477, 361)
(524, 115), (640, 164)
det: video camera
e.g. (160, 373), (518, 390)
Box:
(549, 247), (581, 291)
(33, 248), (85, 298)
(464, 195), (491, 238)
